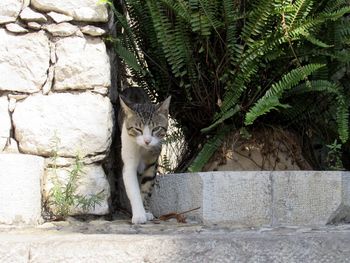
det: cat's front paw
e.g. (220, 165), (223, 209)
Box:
(132, 213), (147, 224)
(131, 212), (154, 224)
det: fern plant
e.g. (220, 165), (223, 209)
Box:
(109, 0), (350, 171)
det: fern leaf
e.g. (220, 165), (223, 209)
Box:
(201, 105), (240, 133)
(287, 80), (340, 95)
(336, 92), (349, 143)
(188, 125), (229, 172)
(301, 32), (333, 48)
(287, 0), (314, 29)
(244, 64), (325, 125)
(241, 0), (274, 44)
(114, 41), (144, 73)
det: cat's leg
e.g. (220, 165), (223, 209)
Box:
(139, 162), (157, 220)
(121, 130), (147, 224)
(123, 164), (148, 224)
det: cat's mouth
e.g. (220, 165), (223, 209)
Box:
(140, 143), (154, 149)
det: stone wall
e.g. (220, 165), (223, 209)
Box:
(0, 0), (114, 222)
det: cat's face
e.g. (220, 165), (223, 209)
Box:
(120, 96), (171, 148)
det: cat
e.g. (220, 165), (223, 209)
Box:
(119, 87), (171, 224)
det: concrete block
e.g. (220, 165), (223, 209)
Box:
(202, 172), (271, 225)
(0, 154), (44, 224)
(151, 173), (203, 221)
(152, 172), (272, 226)
(151, 171), (350, 226)
(272, 171), (344, 225)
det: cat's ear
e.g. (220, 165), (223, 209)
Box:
(119, 96), (134, 116)
(157, 96), (171, 116)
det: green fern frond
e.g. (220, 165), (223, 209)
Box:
(287, 80), (340, 95)
(201, 105), (240, 133)
(245, 63), (325, 125)
(319, 6), (350, 21)
(335, 92), (349, 143)
(114, 41), (144, 74)
(188, 125), (229, 172)
(301, 33), (333, 48)
(324, 0), (349, 13)
(241, 0), (275, 44)
(287, 0), (314, 29)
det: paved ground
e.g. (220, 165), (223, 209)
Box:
(1, 218), (350, 263)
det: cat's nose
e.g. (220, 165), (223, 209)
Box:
(144, 138), (151, 145)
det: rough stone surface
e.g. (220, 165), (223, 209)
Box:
(0, 97), (11, 152)
(43, 22), (78, 37)
(152, 172), (272, 226)
(31, 0), (108, 22)
(13, 92), (113, 157)
(47, 11), (73, 23)
(20, 7), (47, 22)
(0, 154), (44, 225)
(151, 171), (350, 226)
(272, 171), (344, 226)
(0, 223), (350, 262)
(43, 164), (110, 215)
(5, 23), (28, 33)
(0, 0), (22, 24)
(0, 29), (50, 93)
(81, 25), (106, 36)
(54, 36), (111, 91)
(27, 21), (41, 30)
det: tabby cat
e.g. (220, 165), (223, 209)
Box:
(119, 87), (171, 224)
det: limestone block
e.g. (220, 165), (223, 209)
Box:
(20, 7), (47, 22)
(81, 25), (106, 36)
(54, 36), (111, 91)
(43, 164), (110, 215)
(203, 172), (272, 225)
(47, 11), (73, 23)
(13, 92), (113, 157)
(151, 173), (204, 222)
(152, 171), (350, 226)
(0, 0), (23, 24)
(5, 23), (28, 33)
(151, 172), (272, 226)
(31, 0), (108, 22)
(0, 97), (11, 152)
(0, 154), (44, 224)
(27, 21), (41, 30)
(43, 22), (79, 37)
(0, 29), (50, 93)
(272, 171), (345, 225)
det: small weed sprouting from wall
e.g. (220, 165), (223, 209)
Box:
(45, 135), (105, 220)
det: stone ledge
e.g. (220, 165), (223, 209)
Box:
(151, 171), (350, 226)
(0, 224), (349, 262)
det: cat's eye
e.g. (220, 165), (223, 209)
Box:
(127, 127), (143, 136)
(152, 126), (166, 136)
